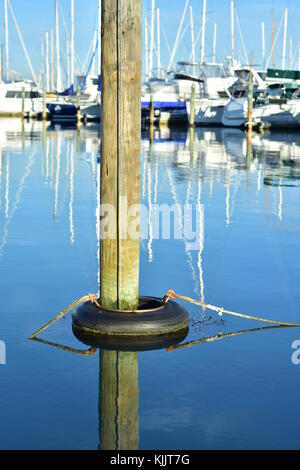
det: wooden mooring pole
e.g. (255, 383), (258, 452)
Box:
(247, 53), (253, 135)
(149, 84), (154, 140)
(100, 0), (142, 310)
(189, 84), (195, 127)
(42, 88), (47, 121)
(99, 2), (142, 450)
(21, 87), (25, 121)
(77, 87), (81, 130)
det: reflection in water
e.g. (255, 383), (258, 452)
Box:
(142, 127), (300, 284)
(54, 132), (61, 223)
(0, 120), (100, 263)
(69, 141), (75, 245)
(5, 152), (9, 220)
(0, 150), (36, 259)
(99, 351), (139, 450)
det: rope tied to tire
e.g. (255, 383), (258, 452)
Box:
(29, 289), (300, 342)
(162, 289), (300, 327)
(29, 294), (100, 340)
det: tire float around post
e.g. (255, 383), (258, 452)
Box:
(72, 296), (190, 352)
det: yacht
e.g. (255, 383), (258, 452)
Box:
(222, 78), (300, 128)
(0, 80), (44, 117)
(143, 61), (236, 126)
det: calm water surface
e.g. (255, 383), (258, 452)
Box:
(0, 120), (300, 449)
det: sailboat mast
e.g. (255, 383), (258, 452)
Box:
(145, 16), (149, 81)
(213, 22), (217, 64)
(7, 0), (38, 85)
(55, 0), (62, 91)
(190, 6), (195, 63)
(70, 0), (75, 87)
(149, 0), (155, 79)
(282, 7), (288, 69)
(157, 8), (160, 78)
(200, 0), (207, 64)
(289, 38), (293, 69)
(41, 37), (45, 90)
(231, 0), (235, 61)
(45, 32), (50, 91)
(271, 9), (275, 68)
(92, 29), (97, 76)
(66, 38), (70, 87)
(167, 0), (189, 73)
(261, 22), (265, 69)
(4, 0), (9, 81)
(50, 28), (55, 90)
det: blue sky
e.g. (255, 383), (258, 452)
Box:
(2, 0), (300, 82)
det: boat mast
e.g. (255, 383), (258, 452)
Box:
(92, 29), (97, 75)
(271, 9), (275, 68)
(4, 0), (9, 81)
(55, 0), (62, 91)
(45, 32), (50, 91)
(289, 38), (293, 69)
(189, 6), (195, 63)
(70, 0), (75, 88)
(261, 22), (265, 69)
(50, 28), (55, 91)
(231, 0), (235, 62)
(66, 38), (70, 87)
(266, 10), (285, 69)
(200, 0), (206, 64)
(149, 0), (155, 79)
(157, 8), (161, 78)
(41, 37), (45, 91)
(167, 0), (189, 73)
(282, 7), (288, 69)
(145, 16), (149, 81)
(213, 22), (217, 64)
(7, 0), (38, 85)
(98, 0), (101, 77)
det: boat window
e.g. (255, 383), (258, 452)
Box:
(176, 62), (230, 80)
(201, 65), (227, 78)
(5, 90), (41, 99)
(6, 91), (16, 98)
(235, 70), (250, 81)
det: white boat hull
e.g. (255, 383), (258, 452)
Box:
(187, 98), (228, 125)
(222, 97), (300, 128)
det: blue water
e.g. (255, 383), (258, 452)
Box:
(0, 120), (300, 449)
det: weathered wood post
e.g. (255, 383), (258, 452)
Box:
(247, 53), (253, 134)
(76, 87), (81, 130)
(189, 84), (195, 127)
(100, 0), (142, 310)
(42, 88), (47, 121)
(98, 1), (142, 451)
(21, 87), (25, 121)
(149, 84), (154, 130)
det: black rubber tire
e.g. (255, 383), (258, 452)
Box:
(72, 296), (189, 339)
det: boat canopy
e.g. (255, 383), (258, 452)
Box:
(176, 62), (232, 79)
